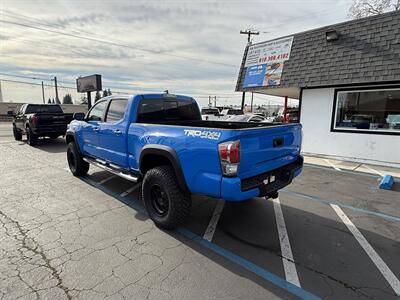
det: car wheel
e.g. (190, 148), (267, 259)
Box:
(67, 142), (89, 176)
(13, 125), (22, 141)
(142, 165), (191, 229)
(26, 127), (38, 146)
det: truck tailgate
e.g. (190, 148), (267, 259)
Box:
(35, 113), (74, 125)
(232, 124), (302, 179)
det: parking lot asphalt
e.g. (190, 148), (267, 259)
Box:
(0, 122), (399, 300)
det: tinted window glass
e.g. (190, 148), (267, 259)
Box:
(87, 101), (107, 121)
(201, 108), (219, 115)
(334, 88), (400, 132)
(106, 99), (128, 122)
(137, 99), (201, 123)
(25, 105), (63, 114)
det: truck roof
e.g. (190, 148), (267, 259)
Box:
(103, 93), (195, 102)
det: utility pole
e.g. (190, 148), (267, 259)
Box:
(41, 81), (45, 104)
(214, 96), (217, 108)
(54, 76), (59, 103)
(240, 29), (259, 111)
(240, 29), (259, 43)
(0, 80), (3, 103)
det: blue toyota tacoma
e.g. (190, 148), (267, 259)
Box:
(66, 93), (303, 229)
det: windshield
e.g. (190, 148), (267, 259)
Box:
(227, 109), (244, 115)
(201, 108), (219, 115)
(25, 105), (63, 114)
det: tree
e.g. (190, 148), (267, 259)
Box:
(95, 91), (101, 102)
(349, 0), (399, 19)
(62, 94), (73, 104)
(102, 89), (108, 98)
(47, 98), (52, 104)
(52, 98), (55, 104)
(80, 96), (88, 104)
(107, 88), (112, 96)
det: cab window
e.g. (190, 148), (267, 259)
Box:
(106, 99), (128, 123)
(87, 100), (107, 121)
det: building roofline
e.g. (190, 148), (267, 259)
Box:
(249, 10), (400, 47)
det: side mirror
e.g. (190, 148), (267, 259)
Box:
(7, 110), (16, 117)
(73, 112), (85, 121)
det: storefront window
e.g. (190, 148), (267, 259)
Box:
(333, 87), (400, 134)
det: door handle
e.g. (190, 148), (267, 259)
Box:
(113, 129), (122, 136)
(93, 127), (100, 132)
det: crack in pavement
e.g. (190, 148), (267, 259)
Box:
(0, 209), (72, 300)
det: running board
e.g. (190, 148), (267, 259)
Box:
(83, 157), (140, 182)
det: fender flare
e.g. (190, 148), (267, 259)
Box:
(65, 131), (83, 154)
(139, 145), (189, 194)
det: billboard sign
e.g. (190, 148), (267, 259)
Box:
(76, 74), (102, 93)
(242, 36), (293, 88)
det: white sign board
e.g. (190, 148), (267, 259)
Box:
(245, 36), (294, 67)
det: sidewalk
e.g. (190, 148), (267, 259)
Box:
(303, 155), (400, 179)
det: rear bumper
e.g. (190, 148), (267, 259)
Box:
(31, 125), (67, 136)
(220, 156), (303, 201)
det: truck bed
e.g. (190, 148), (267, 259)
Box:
(140, 120), (284, 129)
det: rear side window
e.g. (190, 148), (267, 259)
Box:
(25, 105), (63, 114)
(106, 99), (128, 123)
(87, 100), (107, 121)
(137, 99), (201, 123)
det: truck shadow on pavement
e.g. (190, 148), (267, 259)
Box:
(32, 137), (67, 153)
(79, 171), (400, 300)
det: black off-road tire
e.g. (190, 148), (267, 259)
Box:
(26, 127), (38, 146)
(142, 165), (191, 229)
(13, 125), (22, 141)
(67, 142), (89, 176)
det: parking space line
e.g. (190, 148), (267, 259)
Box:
(273, 197), (301, 287)
(120, 182), (142, 197)
(203, 199), (225, 242)
(331, 204), (400, 296)
(362, 164), (384, 177)
(99, 175), (117, 185)
(323, 159), (341, 171)
(281, 189), (400, 223)
(304, 163), (379, 179)
(79, 177), (320, 300)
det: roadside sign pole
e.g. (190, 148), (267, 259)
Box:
(250, 92), (254, 112)
(87, 91), (92, 110)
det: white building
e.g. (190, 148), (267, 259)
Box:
(236, 11), (400, 166)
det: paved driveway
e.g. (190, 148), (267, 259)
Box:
(0, 122), (399, 299)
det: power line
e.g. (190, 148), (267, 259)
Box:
(0, 19), (237, 68)
(0, 78), (70, 88)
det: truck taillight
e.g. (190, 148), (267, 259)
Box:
(218, 140), (240, 176)
(31, 116), (39, 126)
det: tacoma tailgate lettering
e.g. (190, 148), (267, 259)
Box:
(184, 129), (221, 140)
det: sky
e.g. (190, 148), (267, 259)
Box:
(0, 0), (352, 107)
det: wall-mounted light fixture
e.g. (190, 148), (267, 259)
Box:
(326, 30), (339, 42)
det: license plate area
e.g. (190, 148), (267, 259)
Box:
(262, 174), (276, 186)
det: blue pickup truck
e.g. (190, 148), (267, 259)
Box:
(66, 93), (303, 229)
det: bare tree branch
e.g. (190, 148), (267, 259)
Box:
(348, 0), (397, 19)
